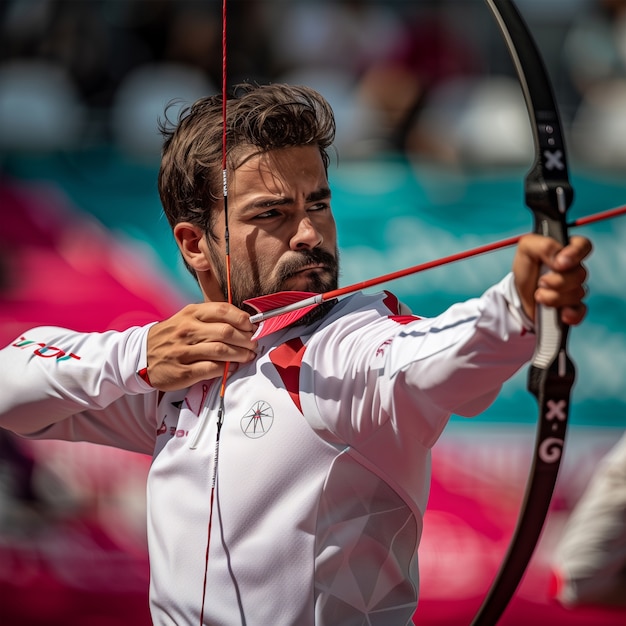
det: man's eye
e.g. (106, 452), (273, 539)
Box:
(255, 209), (279, 219)
(309, 202), (329, 212)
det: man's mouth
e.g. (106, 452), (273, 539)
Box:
(281, 265), (331, 291)
(274, 249), (339, 294)
(290, 264), (328, 276)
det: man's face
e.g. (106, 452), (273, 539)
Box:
(204, 144), (339, 309)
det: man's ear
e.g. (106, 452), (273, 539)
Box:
(173, 222), (212, 272)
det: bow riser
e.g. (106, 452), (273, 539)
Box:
(525, 120), (573, 223)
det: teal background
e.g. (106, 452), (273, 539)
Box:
(3, 150), (625, 428)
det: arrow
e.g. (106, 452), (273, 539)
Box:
(246, 204), (625, 338)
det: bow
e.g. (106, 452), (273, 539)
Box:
(471, 1), (575, 623)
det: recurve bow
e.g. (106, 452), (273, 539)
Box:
(471, 1), (576, 622)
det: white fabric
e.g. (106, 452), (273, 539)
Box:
(0, 275), (534, 625)
(553, 432), (626, 607)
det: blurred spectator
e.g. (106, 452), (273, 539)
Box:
(563, 0), (626, 98)
(571, 77), (626, 169)
(564, 0), (626, 168)
(356, 7), (486, 157)
(0, 429), (75, 536)
(159, 2), (221, 82)
(277, 65), (384, 158)
(268, 0), (404, 78)
(111, 63), (216, 160)
(0, 430), (40, 528)
(552, 431), (626, 608)
(1, 0), (119, 109)
(268, 0), (406, 157)
(0, 59), (86, 151)
(412, 75), (534, 167)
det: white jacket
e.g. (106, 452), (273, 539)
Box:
(0, 275), (534, 625)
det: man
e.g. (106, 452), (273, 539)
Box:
(0, 83), (591, 625)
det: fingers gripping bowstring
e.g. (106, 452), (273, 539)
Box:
(200, 1), (230, 623)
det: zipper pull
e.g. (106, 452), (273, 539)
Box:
(189, 383), (212, 449)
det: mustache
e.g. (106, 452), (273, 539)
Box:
(276, 249), (338, 283)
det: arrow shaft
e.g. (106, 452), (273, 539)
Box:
(250, 205), (625, 324)
(327, 234), (522, 299)
(568, 204), (625, 228)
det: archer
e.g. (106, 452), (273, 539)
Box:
(0, 83), (591, 625)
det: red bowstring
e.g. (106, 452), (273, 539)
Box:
(200, 1), (230, 623)
(221, 0), (232, 309)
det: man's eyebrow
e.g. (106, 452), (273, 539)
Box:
(249, 187), (331, 209)
(306, 187), (332, 203)
(251, 197), (290, 209)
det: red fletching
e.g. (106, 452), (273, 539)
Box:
(253, 304), (320, 338)
(245, 291), (318, 313)
(245, 291), (321, 339)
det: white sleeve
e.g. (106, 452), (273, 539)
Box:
(302, 274), (535, 450)
(552, 432), (626, 607)
(0, 325), (159, 454)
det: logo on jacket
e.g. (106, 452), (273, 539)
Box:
(241, 401), (274, 438)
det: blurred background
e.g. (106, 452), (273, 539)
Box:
(0, 1), (625, 624)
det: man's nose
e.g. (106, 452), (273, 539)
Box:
(290, 217), (323, 250)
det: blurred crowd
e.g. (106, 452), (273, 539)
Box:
(0, 0), (625, 168)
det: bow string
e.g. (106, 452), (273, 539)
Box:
(199, 2), (231, 623)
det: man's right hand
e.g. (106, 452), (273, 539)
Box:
(145, 303), (258, 391)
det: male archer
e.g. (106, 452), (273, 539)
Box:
(0, 83), (591, 625)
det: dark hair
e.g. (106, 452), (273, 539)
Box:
(158, 83), (336, 239)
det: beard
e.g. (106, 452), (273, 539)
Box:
(210, 247), (340, 320)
